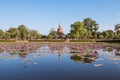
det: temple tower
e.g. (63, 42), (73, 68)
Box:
(57, 23), (65, 39)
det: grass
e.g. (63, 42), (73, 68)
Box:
(0, 41), (119, 46)
(0, 42), (29, 44)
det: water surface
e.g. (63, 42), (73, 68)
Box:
(0, 43), (120, 80)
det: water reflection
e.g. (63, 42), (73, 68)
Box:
(0, 43), (120, 65)
(71, 51), (98, 64)
(1, 43), (120, 80)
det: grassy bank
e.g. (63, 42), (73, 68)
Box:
(0, 39), (119, 45)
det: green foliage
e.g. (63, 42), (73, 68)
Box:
(18, 25), (28, 40)
(99, 35), (104, 39)
(29, 40), (44, 42)
(48, 40), (65, 42)
(1, 19), (120, 41)
(8, 27), (20, 40)
(83, 18), (99, 39)
(28, 30), (41, 39)
(115, 24), (120, 39)
(101, 30), (114, 39)
(29, 39), (65, 42)
(48, 28), (57, 39)
(70, 21), (87, 40)
(0, 40), (16, 42)
(115, 24), (120, 32)
(0, 29), (4, 39)
(0, 25), (42, 41)
(116, 33), (120, 39)
(70, 39), (95, 42)
(4, 32), (11, 40)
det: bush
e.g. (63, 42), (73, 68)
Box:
(29, 40), (44, 42)
(0, 40), (16, 42)
(70, 39), (95, 42)
(29, 39), (65, 42)
(48, 40), (65, 42)
(96, 39), (120, 43)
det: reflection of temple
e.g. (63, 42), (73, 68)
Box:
(57, 23), (65, 39)
(58, 51), (62, 61)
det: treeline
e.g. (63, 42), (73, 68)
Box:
(66, 18), (120, 40)
(0, 17), (120, 41)
(49, 18), (120, 40)
(0, 25), (41, 40)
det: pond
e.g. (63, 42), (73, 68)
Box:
(0, 43), (120, 80)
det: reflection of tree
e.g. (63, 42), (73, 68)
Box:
(102, 46), (120, 58)
(115, 47), (120, 57)
(19, 52), (30, 68)
(116, 47), (120, 52)
(84, 57), (95, 64)
(18, 52), (28, 58)
(71, 54), (84, 62)
(103, 46), (113, 52)
(71, 51), (98, 64)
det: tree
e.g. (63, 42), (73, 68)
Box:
(70, 21), (86, 40)
(18, 25), (28, 40)
(106, 30), (114, 39)
(101, 30), (114, 39)
(115, 24), (120, 33)
(36, 33), (41, 39)
(115, 24), (120, 39)
(70, 30), (76, 39)
(96, 32), (101, 39)
(29, 30), (40, 39)
(48, 28), (57, 39)
(102, 31), (109, 39)
(99, 35), (104, 39)
(83, 18), (99, 39)
(93, 24), (99, 38)
(66, 33), (71, 39)
(48, 34), (53, 39)
(3, 32), (11, 40)
(8, 27), (20, 40)
(0, 29), (4, 39)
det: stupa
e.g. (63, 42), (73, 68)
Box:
(57, 23), (65, 39)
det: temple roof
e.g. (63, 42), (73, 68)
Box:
(57, 23), (64, 34)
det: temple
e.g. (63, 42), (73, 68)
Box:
(57, 23), (65, 39)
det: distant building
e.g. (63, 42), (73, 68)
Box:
(57, 23), (65, 39)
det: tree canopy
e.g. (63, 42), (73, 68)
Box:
(0, 17), (120, 40)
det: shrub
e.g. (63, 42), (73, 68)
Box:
(70, 39), (95, 42)
(48, 40), (65, 42)
(29, 40), (44, 42)
(0, 40), (16, 42)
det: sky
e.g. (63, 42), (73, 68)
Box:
(0, 0), (120, 35)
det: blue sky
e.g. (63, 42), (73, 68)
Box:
(0, 0), (120, 35)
